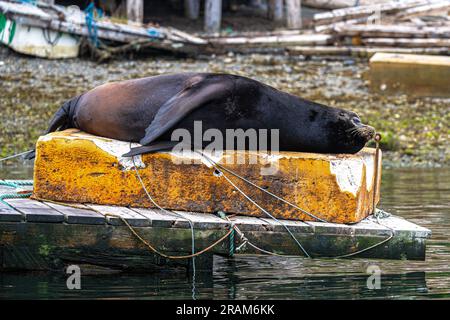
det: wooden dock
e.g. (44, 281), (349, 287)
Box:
(0, 180), (431, 272)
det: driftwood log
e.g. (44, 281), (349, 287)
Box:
(362, 37), (450, 47)
(333, 24), (450, 38)
(313, 0), (441, 25)
(287, 45), (450, 56)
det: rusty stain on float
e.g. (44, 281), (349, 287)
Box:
(32, 129), (382, 224)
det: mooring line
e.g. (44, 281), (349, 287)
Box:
(0, 150), (34, 162)
(212, 166), (311, 258)
(196, 150), (329, 223)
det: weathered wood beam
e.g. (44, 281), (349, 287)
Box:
(395, 1), (450, 20)
(313, 0), (438, 25)
(333, 24), (450, 38)
(126, 0), (144, 24)
(286, 0), (302, 29)
(363, 37), (450, 48)
(204, 0), (222, 34)
(209, 33), (333, 46)
(287, 45), (450, 57)
(303, 0), (392, 10)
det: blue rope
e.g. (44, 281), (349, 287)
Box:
(217, 211), (235, 257)
(0, 193), (32, 209)
(19, 0), (37, 5)
(147, 27), (161, 39)
(0, 181), (33, 188)
(0, 180), (33, 208)
(84, 2), (103, 47)
(229, 226), (235, 257)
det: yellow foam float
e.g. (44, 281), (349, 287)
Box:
(32, 129), (381, 224)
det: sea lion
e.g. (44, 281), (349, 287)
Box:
(25, 73), (375, 159)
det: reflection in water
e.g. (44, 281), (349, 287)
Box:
(0, 166), (449, 299)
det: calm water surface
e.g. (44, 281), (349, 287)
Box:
(0, 165), (448, 299)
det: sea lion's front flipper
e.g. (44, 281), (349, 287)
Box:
(122, 141), (179, 157)
(139, 75), (234, 146)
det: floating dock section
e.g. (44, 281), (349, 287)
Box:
(0, 186), (432, 272)
(0, 127), (432, 271)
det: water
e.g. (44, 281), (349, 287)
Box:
(0, 165), (448, 299)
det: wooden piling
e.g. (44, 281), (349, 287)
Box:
(286, 0), (302, 29)
(268, 0), (284, 21)
(126, 0), (144, 24)
(204, 0), (222, 34)
(184, 0), (200, 20)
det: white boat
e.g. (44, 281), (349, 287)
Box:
(0, 2), (80, 59)
(0, 0), (206, 59)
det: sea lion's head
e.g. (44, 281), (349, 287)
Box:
(324, 109), (375, 154)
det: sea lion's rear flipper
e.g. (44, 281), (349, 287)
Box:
(139, 75), (234, 146)
(122, 141), (179, 157)
(24, 96), (81, 160)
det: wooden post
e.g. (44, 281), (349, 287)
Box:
(126, 0), (144, 24)
(184, 0), (200, 20)
(268, 0), (283, 21)
(286, 0), (302, 29)
(204, 0), (222, 34)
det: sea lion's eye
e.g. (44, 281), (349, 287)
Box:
(352, 117), (361, 125)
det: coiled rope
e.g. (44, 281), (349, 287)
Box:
(0, 180), (33, 208)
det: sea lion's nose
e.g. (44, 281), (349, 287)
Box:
(364, 125), (376, 139)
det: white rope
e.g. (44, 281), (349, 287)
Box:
(197, 151), (328, 223)
(208, 163), (311, 258)
(0, 150), (33, 162)
(130, 155), (197, 299)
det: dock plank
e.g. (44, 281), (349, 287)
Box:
(260, 218), (314, 233)
(130, 208), (191, 228)
(0, 180), (29, 222)
(0, 203), (23, 222)
(376, 215), (431, 238)
(173, 211), (230, 230)
(44, 202), (105, 225)
(87, 205), (150, 227)
(5, 199), (64, 223)
(304, 220), (355, 235)
(228, 215), (271, 232)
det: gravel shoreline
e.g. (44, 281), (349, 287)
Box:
(0, 47), (448, 168)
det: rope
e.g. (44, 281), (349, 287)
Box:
(0, 180), (33, 187)
(199, 151), (328, 223)
(372, 133), (382, 214)
(84, 2), (103, 47)
(0, 193), (32, 208)
(217, 211), (236, 257)
(0, 180), (33, 209)
(113, 213), (233, 260)
(130, 155), (196, 262)
(42, 28), (62, 46)
(332, 209), (394, 259)
(327, 133), (395, 259)
(219, 212), (285, 257)
(211, 165), (311, 258)
(0, 150), (34, 162)
(19, 0), (36, 5)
